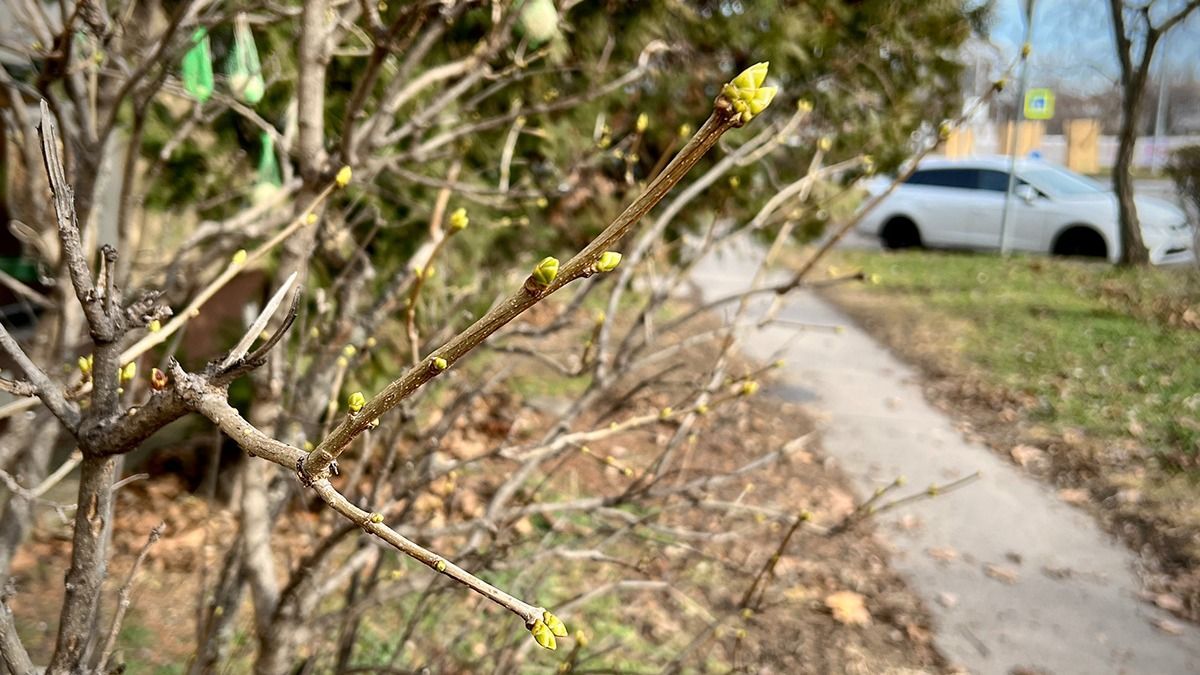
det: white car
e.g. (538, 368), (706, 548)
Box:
(857, 157), (1194, 265)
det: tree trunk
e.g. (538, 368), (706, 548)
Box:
(1113, 90), (1150, 265)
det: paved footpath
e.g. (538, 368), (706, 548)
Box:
(694, 241), (1200, 674)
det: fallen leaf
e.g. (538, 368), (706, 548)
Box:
(983, 564), (1019, 584)
(1010, 444), (1046, 468)
(1127, 418), (1145, 438)
(825, 591), (871, 626)
(1151, 618), (1183, 635)
(927, 546), (959, 563)
(1041, 565), (1073, 580)
(1154, 594), (1185, 613)
(1057, 488), (1089, 505)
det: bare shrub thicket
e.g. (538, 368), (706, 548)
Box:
(0, 1), (986, 671)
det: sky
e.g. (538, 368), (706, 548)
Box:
(979, 0), (1200, 94)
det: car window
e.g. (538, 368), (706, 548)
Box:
(977, 169), (1011, 192)
(906, 168), (978, 189)
(1020, 166), (1106, 196)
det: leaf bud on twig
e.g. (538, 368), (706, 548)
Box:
(721, 62), (777, 124)
(530, 256), (560, 287)
(544, 611), (568, 637)
(150, 367), (168, 391)
(530, 619), (558, 650)
(592, 251), (622, 273)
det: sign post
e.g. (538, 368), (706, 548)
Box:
(998, 0), (1039, 256)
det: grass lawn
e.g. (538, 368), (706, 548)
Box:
(829, 249), (1200, 467)
(818, 248), (1200, 618)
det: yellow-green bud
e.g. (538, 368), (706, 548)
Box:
(303, 441), (314, 451)
(536, 196), (549, 209)
(432, 356), (448, 371)
(78, 355), (93, 377)
(774, 359), (786, 368)
(818, 136), (833, 152)
(593, 251), (622, 273)
(729, 176), (741, 189)
(544, 611), (568, 637)
(797, 98), (814, 113)
(120, 362), (137, 384)
(660, 406), (673, 419)
(721, 62), (777, 123)
(231, 249), (247, 265)
(530, 619), (557, 650)
(449, 207), (469, 231)
(993, 78), (1007, 92)
(678, 123), (693, 138)
(696, 403), (709, 415)
(575, 629), (589, 648)
(335, 165), (353, 188)
(348, 391), (366, 413)
(531, 256), (559, 287)
(343, 345), (357, 358)
(366, 337), (377, 348)
(306, 212), (318, 225)
(148, 319), (162, 333)
(435, 559), (447, 572)
(635, 112), (649, 133)
(740, 380), (759, 396)
(369, 512), (384, 523)
(1021, 42), (1032, 58)
(938, 121), (952, 140)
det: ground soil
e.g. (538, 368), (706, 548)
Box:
(7, 304), (947, 673)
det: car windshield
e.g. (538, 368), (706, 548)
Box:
(1020, 166), (1107, 196)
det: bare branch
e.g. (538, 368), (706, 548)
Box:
(0, 324), (80, 429)
(97, 522), (164, 672)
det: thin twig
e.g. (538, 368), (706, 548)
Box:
(97, 522), (164, 672)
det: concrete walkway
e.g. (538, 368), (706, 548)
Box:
(694, 242), (1200, 674)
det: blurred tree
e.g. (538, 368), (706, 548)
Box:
(1108, 0), (1200, 265)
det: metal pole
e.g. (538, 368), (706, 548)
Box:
(999, 0), (1036, 256)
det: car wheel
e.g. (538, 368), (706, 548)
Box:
(881, 217), (922, 250)
(1052, 226), (1107, 259)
